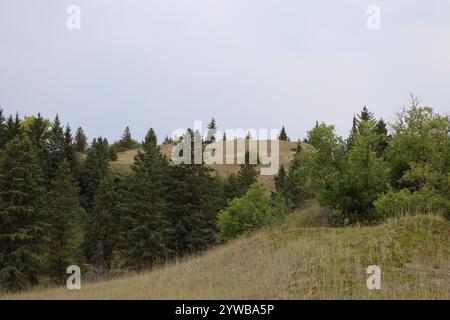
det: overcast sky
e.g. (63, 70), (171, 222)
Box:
(1, 0), (449, 142)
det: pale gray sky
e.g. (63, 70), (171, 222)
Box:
(1, 0), (449, 142)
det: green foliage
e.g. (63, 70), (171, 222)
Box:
(118, 126), (139, 150)
(223, 173), (244, 201)
(0, 136), (45, 291)
(387, 106), (449, 186)
(45, 159), (84, 283)
(167, 164), (225, 255)
(206, 118), (217, 143)
(374, 187), (450, 219)
(279, 126), (289, 141)
(120, 129), (170, 269)
(218, 184), (275, 241)
(237, 151), (259, 190)
(0, 107), (6, 150)
(5, 113), (23, 147)
(80, 137), (111, 209)
(84, 173), (125, 273)
(332, 130), (388, 224)
(75, 127), (88, 153)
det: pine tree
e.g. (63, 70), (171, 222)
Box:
(5, 113), (22, 145)
(121, 128), (170, 269)
(0, 107), (7, 150)
(84, 173), (123, 274)
(64, 125), (80, 177)
(206, 118), (217, 143)
(223, 173), (244, 201)
(279, 126), (289, 141)
(46, 115), (66, 180)
(374, 118), (389, 158)
(167, 164), (224, 255)
(238, 151), (259, 190)
(45, 159), (83, 283)
(0, 136), (45, 291)
(274, 165), (287, 194)
(80, 137), (111, 210)
(75, 127), (87, 153)
(356, 106), (376, 135)
(119, 126), (134, 150)
(162, 135), (173, 145)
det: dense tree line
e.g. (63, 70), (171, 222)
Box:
(275, 100), (449, 225)
(0, 111), (257, 292)
(0, 101), (448, 292)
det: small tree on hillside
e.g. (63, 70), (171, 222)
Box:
(205, 118), (217, 143)
(119, 126), (134, 150)
(238, 151), (259, 190)
(279, 126), (289, 141)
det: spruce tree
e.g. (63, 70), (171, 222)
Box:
(75, 127), (88, 153)
(206, 118), (217, 143)
(279, 126), (289, 141)
(238, 151), (259, 190)
(84, 173), (123, 273)
(0, 136), (45, 291)
(80, 137), (111, 210)
(274, 165), (287, 194)
(119, 126), (133, 149)
(121, 128), (170, 269)
(167, 163), (224, 255)
(46, 115), (66, 180)
(0, 107), (7, 150)
(45, 159), (83, 283)
(64, 125), (80, 177)
(374, 118), (389, 158)
(5, 113), (22, 145)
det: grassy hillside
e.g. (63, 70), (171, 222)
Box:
(110, 139), (303, 191)
(4, 204), (449, 299)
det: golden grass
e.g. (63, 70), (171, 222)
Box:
(4, 205), (449, 300)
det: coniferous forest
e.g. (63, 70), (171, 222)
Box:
(0, 100), (449, 293)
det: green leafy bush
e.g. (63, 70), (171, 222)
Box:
(218, 184), (276, 241)
(374, 187), (450, 219)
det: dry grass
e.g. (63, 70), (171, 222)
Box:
(110, 139), (303, 191)
(4, 205), (449, 300)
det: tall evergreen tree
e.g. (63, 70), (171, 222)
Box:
(64, 125), (80, 178)
(121, 128), (170, 269)
(84, 173), (123, 274)
(374, 118), (389, 158)
(75, 127), (88, 153)
(45, 159), (83, 283)
(0, 107), (7, 150)
(5, 113), (22, 145)
(274, 165), (287, 195)
(167, 164), (224, 255)
(46, 115), (66, 180)
(80, 137), (111, 209)
(0, 136), (45, 291)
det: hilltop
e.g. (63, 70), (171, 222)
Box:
(110, 139), (304, 191)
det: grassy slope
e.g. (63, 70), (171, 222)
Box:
(4, 204), (449, 299)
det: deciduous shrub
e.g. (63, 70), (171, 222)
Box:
(218, 184), (275, 241)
